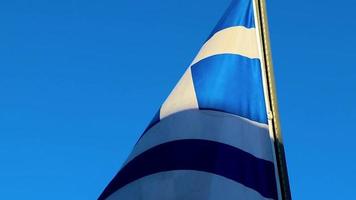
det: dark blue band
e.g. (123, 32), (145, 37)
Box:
(99, 139), (277, 199)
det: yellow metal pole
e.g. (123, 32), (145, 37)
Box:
(254, 0), (292, 199)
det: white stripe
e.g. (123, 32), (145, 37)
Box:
(190, 26), (259, 67)
(106, 170), (273, 200)
(126, 110), (273, 164)
(160, 68), (199, 119)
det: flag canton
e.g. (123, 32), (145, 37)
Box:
(145, 0), (267, 131)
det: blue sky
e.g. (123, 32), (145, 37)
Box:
(1, 0), (355, 199)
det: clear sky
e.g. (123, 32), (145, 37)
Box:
(1, 0), (355, 199)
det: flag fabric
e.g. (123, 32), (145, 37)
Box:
(99, 0), (281, 199)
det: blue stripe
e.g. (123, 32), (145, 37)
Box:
(143, 109), (160, 134)
(137, 109), (161, 143)
(191, 54), (268, 124)
(99, 140), (277, 200)
(208, 0), (255, 40)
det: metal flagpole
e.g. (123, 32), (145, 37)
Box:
(254, 0), (292, 199)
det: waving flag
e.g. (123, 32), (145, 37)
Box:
(99, 0), (290, 199)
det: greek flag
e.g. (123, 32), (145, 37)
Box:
(99, 0), (282, 199)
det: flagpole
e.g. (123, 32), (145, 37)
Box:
(254, 0), (292, 199)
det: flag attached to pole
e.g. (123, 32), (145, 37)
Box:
(99, 0), (290, 199)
